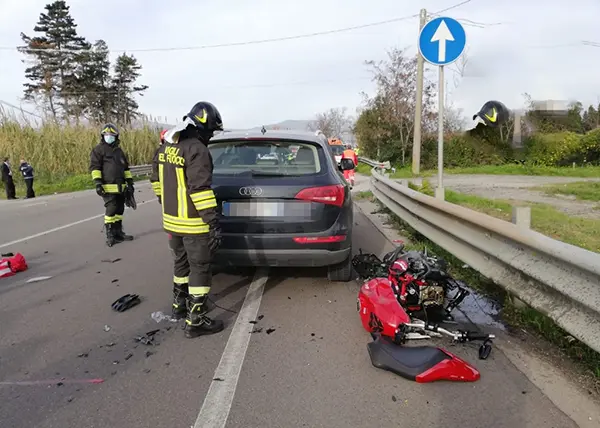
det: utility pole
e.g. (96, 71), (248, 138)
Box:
(412, 8), (427, 175)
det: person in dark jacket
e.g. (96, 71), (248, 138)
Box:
(89, 124), (135, 247)
(150, 101), (224, 338)
(19, 158), (35, 198)
(1, 157), (16, 200)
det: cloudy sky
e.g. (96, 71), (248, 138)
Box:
(0, 0), (598, 129)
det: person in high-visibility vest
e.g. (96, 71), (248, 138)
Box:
(342, 145), (357, 186)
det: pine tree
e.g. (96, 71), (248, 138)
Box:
(111, 53), (149, 125)
(75, 40), (113, 124)
(18, 0), (90, 121)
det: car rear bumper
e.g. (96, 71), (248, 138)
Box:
(214, 247), (351, 268)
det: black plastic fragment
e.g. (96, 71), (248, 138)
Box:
(111, 294), (141, 312)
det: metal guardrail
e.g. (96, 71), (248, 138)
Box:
(130, 164), (152, 176)
(358, 156), (392, 171)
(366, 166), (600, 354)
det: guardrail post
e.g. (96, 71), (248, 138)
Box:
(435, 187), (445, 201)
(511, 206), (531, 229)
(411, 178), (423, 187)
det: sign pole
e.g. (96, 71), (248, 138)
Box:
(436, 65), (445, 200)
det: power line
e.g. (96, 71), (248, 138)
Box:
(3, 1), (473, 54)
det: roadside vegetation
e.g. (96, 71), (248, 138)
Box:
(355, 190), (600, 388)
(532, 181), (600, 202)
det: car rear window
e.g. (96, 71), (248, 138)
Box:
(330, 145), (345, 155)
(208, 140), (323, 176)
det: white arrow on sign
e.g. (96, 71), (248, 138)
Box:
(430, 19), (454, 62)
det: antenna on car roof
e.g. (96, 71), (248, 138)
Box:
(261, 126), (267, 135)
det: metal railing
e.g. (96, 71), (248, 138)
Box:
(130, 164), (152, 176)
(364, 164), (600, 354)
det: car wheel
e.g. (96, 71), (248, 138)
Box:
(327, 252), (353, 282)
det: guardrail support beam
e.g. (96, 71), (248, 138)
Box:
(511, 206), (531, 229)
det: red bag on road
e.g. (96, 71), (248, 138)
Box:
(0, 253), (28, 278)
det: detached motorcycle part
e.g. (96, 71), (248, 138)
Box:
(479, 340), (493, 360)
(111, 294), (141, 312)
(367, 334), (480, 383)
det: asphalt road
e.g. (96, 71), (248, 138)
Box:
(0, 183), (580, 428)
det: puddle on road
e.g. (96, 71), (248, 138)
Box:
(452, 286), (506, 331)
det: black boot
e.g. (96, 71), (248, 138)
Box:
(185, 295), (224, 338)
(172, 283), (189, 320)
(114, 220), (133, 241)
(105, 224), (117, 247)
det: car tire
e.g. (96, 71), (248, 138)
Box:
(327, 252), (353, 282)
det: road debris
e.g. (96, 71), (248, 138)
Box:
(135, 329), (160, 345)
(213, 377), (224, 381)
(77, 352), (89, 358)
(124, 353), (133, 361)
(0, 378), (104, 386)
(151, 311), (178, 323)
(251, 327), (263, 333)
(101, 258), (121, 263)
(111, 294), (141, 312)
(257, 315), (264, 321)
(266, 328), (276, 334)
(103, 325), (111, 332)
(26, 276), (53, 283)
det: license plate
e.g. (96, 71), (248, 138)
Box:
(222, 202), (285, 217)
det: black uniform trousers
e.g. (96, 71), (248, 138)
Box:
(4, 177), (16, 199)
(102, 193), (125, 224)
(24, 178), (35, 198)
(168, 234), (212, 297)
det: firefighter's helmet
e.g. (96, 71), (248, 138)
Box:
(101, 123), (119, 144)
(184, 101), (224, 133)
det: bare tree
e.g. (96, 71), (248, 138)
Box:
(307, 107), (352, 138)
(450, 47), (469, 90)
(364, 47), (436, 165)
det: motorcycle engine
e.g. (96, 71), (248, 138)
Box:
(420, 282), (446, 307)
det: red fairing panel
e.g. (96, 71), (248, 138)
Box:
(416, 348), (481, 383)
(358, 277), (410, 338)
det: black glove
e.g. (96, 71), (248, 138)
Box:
(96, 183), (106, 197)
(157, 195), (162, 204)
(209, 223), (222, 254)
(126, 180), (134, 195)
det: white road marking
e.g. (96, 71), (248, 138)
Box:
(193, 268), (269, 428)
(0, 200), (153, 249)
(22, 202), (47, 208)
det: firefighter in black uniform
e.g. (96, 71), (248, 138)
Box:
(150, 102), (224, 338)
(90, 124), (135, 247)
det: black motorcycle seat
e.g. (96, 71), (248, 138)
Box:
(367, 334), (449, 380)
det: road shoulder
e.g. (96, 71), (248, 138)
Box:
(353, 196), (600, 428)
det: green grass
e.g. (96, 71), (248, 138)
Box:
(437, 164), (600, 177)
(353, 190), (373, 200)
(0, 174), (149, 200)
(358, 161), (600, 178)
(533, 181), (600, 202)
(371, 197), (600, 383)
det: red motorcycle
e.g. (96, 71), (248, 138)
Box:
(353, 244), (494, 383)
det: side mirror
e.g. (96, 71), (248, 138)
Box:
(340, 158), (355, 171)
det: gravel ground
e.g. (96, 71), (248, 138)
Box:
(411, 174), (600, 219)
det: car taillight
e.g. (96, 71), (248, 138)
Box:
(293, 236), (346, 244)
(295, 185), (345, 207)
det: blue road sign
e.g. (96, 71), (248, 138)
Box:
(418, 17), (466, 66)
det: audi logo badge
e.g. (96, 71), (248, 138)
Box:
(239, 187), (263, 197)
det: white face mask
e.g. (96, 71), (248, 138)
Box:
(103, 135), (116, 144)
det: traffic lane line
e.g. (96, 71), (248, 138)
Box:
(0, 191), (156, 250)
(223, 208), (578, 428)
(0, 211), (257, 428)
(193, 268), (269, 428)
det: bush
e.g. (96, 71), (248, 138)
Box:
(523, 132), (582, 166)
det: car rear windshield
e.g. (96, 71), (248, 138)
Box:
(330, 145), (345, 155)
(208, 140), (323, 176)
